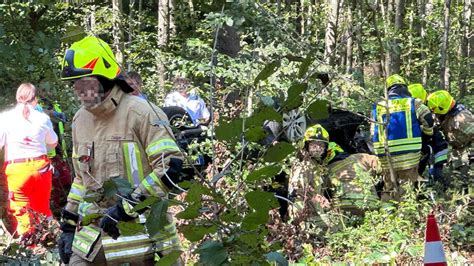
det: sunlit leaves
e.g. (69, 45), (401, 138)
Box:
(81, 213), (102, 226)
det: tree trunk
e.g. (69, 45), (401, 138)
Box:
(112, 0), (124, 65)
(324, 0), (339, 65)
(169, 0), (176, 39)
(386, 0), (404, 74)
(418, 0), (429, 85)
(354, 0), (365, 87)
(89, 4), (96, 32)
(372, 0), (387, 78)
(440, 0), (451, 91)
(127, 0), (135, 71)
(157, 0), (169, 99)
(458, 0), (471, 98)
(138, 0), (143, 32)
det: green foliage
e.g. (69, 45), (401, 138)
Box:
(102, 177), (133, 198)
(197, 241), (228, 266)
(0, 1), (471, 265)
(145, 200), (169, 239)
(246, 164), (282, 182)
(263, 142), (296, 163)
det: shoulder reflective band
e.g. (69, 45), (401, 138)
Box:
(68, 182), (86, 201)
(434, 148), (448, 164)
(123, 142), (144, 188)
(141, 172), (166, 197)
(146, 138), (180, 157)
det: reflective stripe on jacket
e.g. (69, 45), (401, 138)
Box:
(65, 86), (183, 263)
(328, 153), (380, 213)
(372, 97), (422, 156)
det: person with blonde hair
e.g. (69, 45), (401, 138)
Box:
(0, 82), (58, 237)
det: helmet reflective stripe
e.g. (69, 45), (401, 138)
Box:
(304, 124), (329, 143)
(427, 90), (455, 115)
(386, 74), (407, 88)
(408, 83), (427, 103)
(60, 36), (120, 80)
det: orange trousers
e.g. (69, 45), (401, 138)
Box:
(4, 158), (52, 235)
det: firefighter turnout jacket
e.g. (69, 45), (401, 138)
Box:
(65, 86), (183, 263)
(328, 153), (381, 214)
(372, 92), (434, 171)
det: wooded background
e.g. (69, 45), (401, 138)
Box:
(0, 1), (472, 264)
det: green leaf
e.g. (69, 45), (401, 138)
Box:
(266, 252), (289, 266)
(81, 213), (102, 226)
(145, 200), (169, 238)
(283, 83), (307, 110)
(244, 125), (267, 142)
(307, 100), (330, 120)
(61, 26), (87, 43)
(103, 180), (118, 198)
(215, 118), (243, 142)
(247, 106), (282, 126)
(239, 233), (259, 248)
(245, 191), (279, 212)
(185, 183), (212, 204)
(117, 221), (145, 236)
(176, 203), (201, 220)
(180, 224), (218, 242)
(254, 60), (281, 86)
(103, 177), (133, 198)
(298, 52), (315, 78)
(246, 164), (282, 182)
(156, 250), (183, 266)
(221, 210), (241, 223)
(242, 211), (269, 230)
(198, 241), (228, 266)
(263, 142), (295, 162)
(131, 196), (159, 213)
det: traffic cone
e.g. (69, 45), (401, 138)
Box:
(423, 214), (447, 266)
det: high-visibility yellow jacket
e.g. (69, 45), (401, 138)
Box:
(66, 86), (183, 263)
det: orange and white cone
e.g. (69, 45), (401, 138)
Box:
(423, 214), (447, 266)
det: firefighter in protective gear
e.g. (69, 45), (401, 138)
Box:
(289, 125), (380, 228)
(427, 90), (473, 194)
(408, 84), (448, 186)
(59, 36), (184, 265)
(372, 74), (434, 201)
(289, 125), (331, 230)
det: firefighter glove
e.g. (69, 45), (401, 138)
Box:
(100, 199), (137, 239)
(58, 210), (78, 264)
